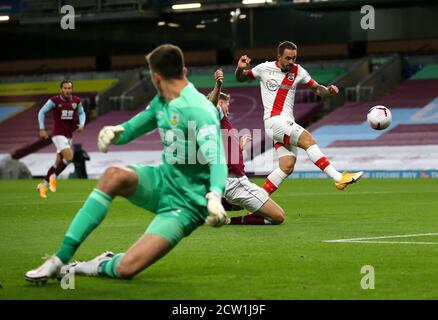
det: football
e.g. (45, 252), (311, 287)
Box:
(367, 105), (392, 130)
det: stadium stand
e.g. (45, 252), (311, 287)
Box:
(308, 66), (438, 148)
(367, 38), (438, 55)
(234, 43), (350, 62)
(24, 62), (352, 177)
(243, 61), (438, 176)
(0, 78), (119, 157)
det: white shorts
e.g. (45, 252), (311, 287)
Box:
(224, 175), (269, 213)
(51, 135), (72, 153)
(264, 116), (304, 158)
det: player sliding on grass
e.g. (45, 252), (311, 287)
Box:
(25, 44), (229, 283)
(37, 80), (86, 199)
(208, 69), (285, 225)
(235, 41), (363, 195)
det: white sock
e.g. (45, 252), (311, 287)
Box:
(306, 145), (342, 181)
(263, 168), (289, 194)
(268, 168), (289, 186)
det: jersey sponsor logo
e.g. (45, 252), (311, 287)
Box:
(266, 79), (293, 92)
(61, 109), (74, 120)
(71, 103), (77, 109)
(58, 104), (62, 108)
(170, 113), (179, 127)
(266, 79), (280, 92)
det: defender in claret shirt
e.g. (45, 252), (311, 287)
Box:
(235, 41), (363, 196)
(37, 80), (86, 199)
(208, 69), (285, 225)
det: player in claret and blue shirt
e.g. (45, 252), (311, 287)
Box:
(37, 80), (86, 199)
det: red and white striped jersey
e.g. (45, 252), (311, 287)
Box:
(248, 61), (315, 121)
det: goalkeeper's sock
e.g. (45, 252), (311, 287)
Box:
(54, 158), (71, 177)
(98, 253), (124, 278)
(44, 165), (56, 183)
(306, 144), (342, 182)
(262, 168), (288, 195)
(55, 188), (112, 264)
(229, 214), (272, 225)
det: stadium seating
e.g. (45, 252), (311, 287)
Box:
(308, 73), (438, 147)
(42, 83), (323, 156)
(234, 43), (349, 61)
(0, 79), (118, 156)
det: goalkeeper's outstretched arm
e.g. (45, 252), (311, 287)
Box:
(98, 105), (157, 153)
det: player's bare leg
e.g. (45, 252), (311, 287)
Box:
(26, 167), (138, 282)
(49, 153), (62, 192)
(257, 199), (285, 224)
(50, 148), (74, 192)
(297, 129), (363, 190)
(65, 234), (174, 279)
(115, 234), (173, 278)
(229, 198), (285, 225)
(37, 154), (61, 198)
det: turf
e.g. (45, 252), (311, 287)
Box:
(1, 178), (438, 300)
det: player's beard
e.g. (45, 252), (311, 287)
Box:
(62, 92), (72, 99)
(283, 63), (292, 70)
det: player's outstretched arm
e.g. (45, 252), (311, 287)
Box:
(310, 81), (339, 97)
(207, 69), (224, 106)
(38, 99), (55, 139)
(98, 104), (158, 153)
(76, 103), (86, 132)
(235, 55), (254, 82)
(98, 125), (125, 153)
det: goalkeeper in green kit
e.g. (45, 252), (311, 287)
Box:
(25, 44), (229, 282)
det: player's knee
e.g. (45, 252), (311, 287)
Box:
(64, 154), (74, 162)
(99, 167), (128, 192)
(280, 160), (295, 175)
(107, 167), (128, 183)
(271, 208), (285, 225)
(298, 131), (317, 149)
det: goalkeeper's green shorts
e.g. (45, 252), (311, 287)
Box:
(126, 164), (204, 246)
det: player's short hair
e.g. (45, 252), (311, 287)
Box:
(146, 44), (184, 79)
(219, 92), (230, 101)
(60, 80), (73, 88)
(278, 41), (298, 55)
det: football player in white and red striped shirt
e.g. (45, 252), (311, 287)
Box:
(235, 41), (363, 195)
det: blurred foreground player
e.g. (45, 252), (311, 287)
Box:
(37, 81), (86, 198)
(25, 44), (229, 282)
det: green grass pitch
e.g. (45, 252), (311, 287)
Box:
(1, 178), (438, 300)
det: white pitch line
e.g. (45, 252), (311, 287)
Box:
(322, 232), (438, 245)
(324, 240), (438, 245)
(271, 190), (438, 198)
